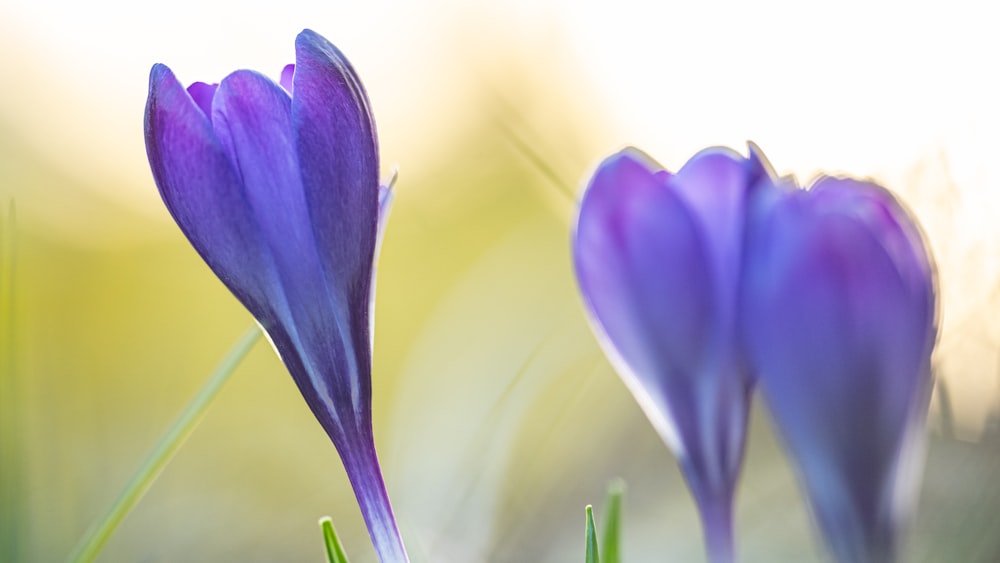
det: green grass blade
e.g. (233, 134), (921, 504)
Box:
(586, 505), (600, 563)
(1, 199), (20, 563)
(66, 325), (262, 563)
(319, 516), (351, 563)
(601, 479), (626, 563)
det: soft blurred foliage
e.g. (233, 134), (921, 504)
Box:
(2, 1), (999, 562)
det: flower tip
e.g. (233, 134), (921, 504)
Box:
(746, 141), (777, 181)
(580, 146), (669, 209)
(148, 63), (174, 88)
(614, 145), (657, 166)
(146, 65), (184, 124)
(597, 146), (664, 180)
(685, 145), (744, 167)
(295, 28), (341, 60)
(297, 28), (320, 42)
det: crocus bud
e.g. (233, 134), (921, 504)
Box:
(741, 176), (937, 563)
(572, 145), (775, 562)
(144, 30), (408, 562)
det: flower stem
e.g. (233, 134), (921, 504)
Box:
(67, 325), (262, 563)
(699, 493), (735, 563)
(341, 436), (409, 563)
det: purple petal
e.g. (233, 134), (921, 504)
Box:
(742, 182), (935, 562)
(280, 63), (295, 95)
(212, 69), (368, 432)
(746, 141), (777, 187)
(290, 32), (380, 424)
(292, 29), (379, 309)
(575, 148), (715, 391)
(144, 64), (283, 324)
(574, 149), (753, 550)
(669, 148), (752, 330)
(186, 81), (218, 119)
(810, 177), (936, 324)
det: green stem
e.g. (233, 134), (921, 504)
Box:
(67, 325), (262, 563)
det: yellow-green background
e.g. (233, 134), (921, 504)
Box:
(2, 1), (999, 561)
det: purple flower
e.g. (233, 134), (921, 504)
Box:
(144, 29), (408, 562)
(572, 145), (775, 562)
(741, 176), (937, 562)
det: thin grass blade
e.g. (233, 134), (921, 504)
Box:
(601, 479), (625, 563)
(586, 505), (600, 563)
(67, 325), (262, 563)
(319, 516), (351, 563)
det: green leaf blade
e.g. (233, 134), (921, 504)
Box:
(320, 516), (351, 563)
(66, 326), (262, 563)
(601, 479), (626, 563)
(586, 505), (600, 563)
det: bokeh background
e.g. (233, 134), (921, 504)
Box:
(2, 0), (999, 561)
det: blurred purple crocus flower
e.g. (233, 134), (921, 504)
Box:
(144, 29), (408, 562)
(742, 176), (937, 563)
(573, 145), (775, 562)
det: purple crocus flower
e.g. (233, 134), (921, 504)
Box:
(741, 176), (937, 563)
(144, 30), (408, 562)
(572, 145), (775, 562)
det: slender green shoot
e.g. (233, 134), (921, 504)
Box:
(67, 325), (262, 563)
(319, 516), (351, 563)
(585, 505), (600, 563)
(1, 199), (20, 563)
(601, 479), (626, 563)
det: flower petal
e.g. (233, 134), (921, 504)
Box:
(742, 186), (935, 562)
(212, 69), (363, 432)
(186, 82), (218, 119)
(292, 29), (379, 307)
(668, 148), (763, 331)
(290, 31), (380, 424)
(810, 177), (936, 328)
(144, 64), (281, 322)
(573, 147), (715, 452)
(280, 63), (295, 95)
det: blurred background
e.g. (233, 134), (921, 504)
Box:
(2, 0), (999, 561)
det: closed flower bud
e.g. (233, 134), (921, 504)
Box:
(144, 29), (407, 562)
(573, 144), (777, 562)
(742, 175), (937, 563)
